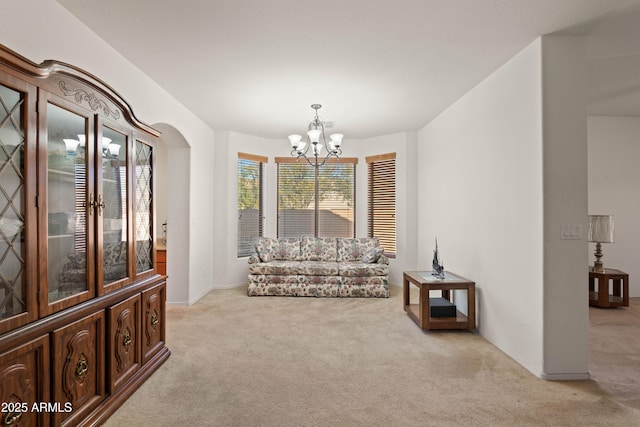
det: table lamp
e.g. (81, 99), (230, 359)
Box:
(588, 215), (614, 273)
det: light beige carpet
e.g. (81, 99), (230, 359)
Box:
(104, 287), (640, 426)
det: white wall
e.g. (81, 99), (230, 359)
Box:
(416, 36), (590, 379)
(588, 116), (640, 297)
(540, 36), (590, 379)
(1, 0), (215, 305)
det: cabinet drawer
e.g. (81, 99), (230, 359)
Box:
(141, 283), (166, 364)
(0, 335), (50, 427)
(107, 294), (141, 392)
(51, 311), (105, 426)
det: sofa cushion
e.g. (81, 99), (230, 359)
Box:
(362, 247), (384, 263)
(301, 237), (337, 261)
(255, 238), (275, 262)
(298, 261), (339, 276)
(255, 237), (302, 261)
(248, 274), (300, 296)
(338, 262), (389, 277)
(298, 275), (342, 285)
(248, 260), (301, 275)
(336, 238), (379, 262)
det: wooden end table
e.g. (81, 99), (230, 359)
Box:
(589, 268), (629, 308)
(403, 271), (476, 330)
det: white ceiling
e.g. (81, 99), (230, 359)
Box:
(58, 0), (640, 139)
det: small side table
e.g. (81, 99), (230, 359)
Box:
(403, 271), (475, 330)
(589, 268), (629, 308)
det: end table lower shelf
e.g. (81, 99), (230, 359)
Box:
(403, 271), (476, 330)
(589, 268), (629, 308)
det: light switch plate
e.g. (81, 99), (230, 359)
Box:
(561, 225), (583, 240)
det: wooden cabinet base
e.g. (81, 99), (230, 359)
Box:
(0, 277), (169, 426)
(79, 347), (170, 426)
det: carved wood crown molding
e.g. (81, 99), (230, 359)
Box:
(59, 80), (121, 120)
(0, 44), (160, 137)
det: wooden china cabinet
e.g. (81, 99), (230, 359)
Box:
(0, 45), (169, 426)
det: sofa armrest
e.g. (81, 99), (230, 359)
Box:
(248, 254), (261, 264)
(378, 254), (390, 264)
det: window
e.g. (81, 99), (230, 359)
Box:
(237, 153), (266, 257)
(276, 158), (357, 238)
(367, 153), (396, 257)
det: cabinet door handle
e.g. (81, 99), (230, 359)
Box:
(151, 313), (159, 326)
(97, 194), (105, 215)
(76, 357), (88, 377)
(88, 193), (96, 215)
(123, 331), (132, 347)
(2, 411), (23, 425)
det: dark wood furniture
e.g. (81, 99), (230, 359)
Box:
(589, 268), (629, 308)
(0, 44), (169, 426)
(157, 248), (167, 275)
(403, 271), (476, 330)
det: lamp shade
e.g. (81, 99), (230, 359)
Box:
(288, 134), (302, 149)
(63, 138), (80, 152)
(108, 143), (121, 156)
(307, 129), (321, 143)
(588, 215), (614, 243)
(329, 133), (343, 148)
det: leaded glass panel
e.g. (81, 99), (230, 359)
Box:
(0, 83), (26, 320)
(135, 140), (152, 273)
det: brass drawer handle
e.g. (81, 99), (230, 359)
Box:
(151, 313), (159, 326)
(123, 332), (132, 347)
(76, 357), (88, 377)
(2, 411), (23, 426)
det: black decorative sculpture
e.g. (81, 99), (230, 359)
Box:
(432, 238), (444, 279)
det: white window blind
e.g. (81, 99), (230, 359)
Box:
(367, 153), (396, 257)
(276, 158), (357, 238)
(237, 153), (266, 257)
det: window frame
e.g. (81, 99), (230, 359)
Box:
(367, 153), (396, 258)
(237, 153), (267, 257)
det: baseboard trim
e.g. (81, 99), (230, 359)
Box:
(540, 372), (591, 381)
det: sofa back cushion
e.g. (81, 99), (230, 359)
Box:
(336, 237), (380, 262)
(255, 237), (302, 261)
(301, 237), (337, 261)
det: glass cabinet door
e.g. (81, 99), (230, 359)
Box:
(45, 101), (91, 306)
(134, 139), (153, 274)
(100, 125), (129, 290)
(0, 79), (36, 332)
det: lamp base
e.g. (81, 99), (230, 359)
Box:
(592, 243), (605, 273)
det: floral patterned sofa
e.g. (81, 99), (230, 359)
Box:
(247, 236), (389, 297)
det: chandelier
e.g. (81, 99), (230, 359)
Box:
(288, 104), (343, 167)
